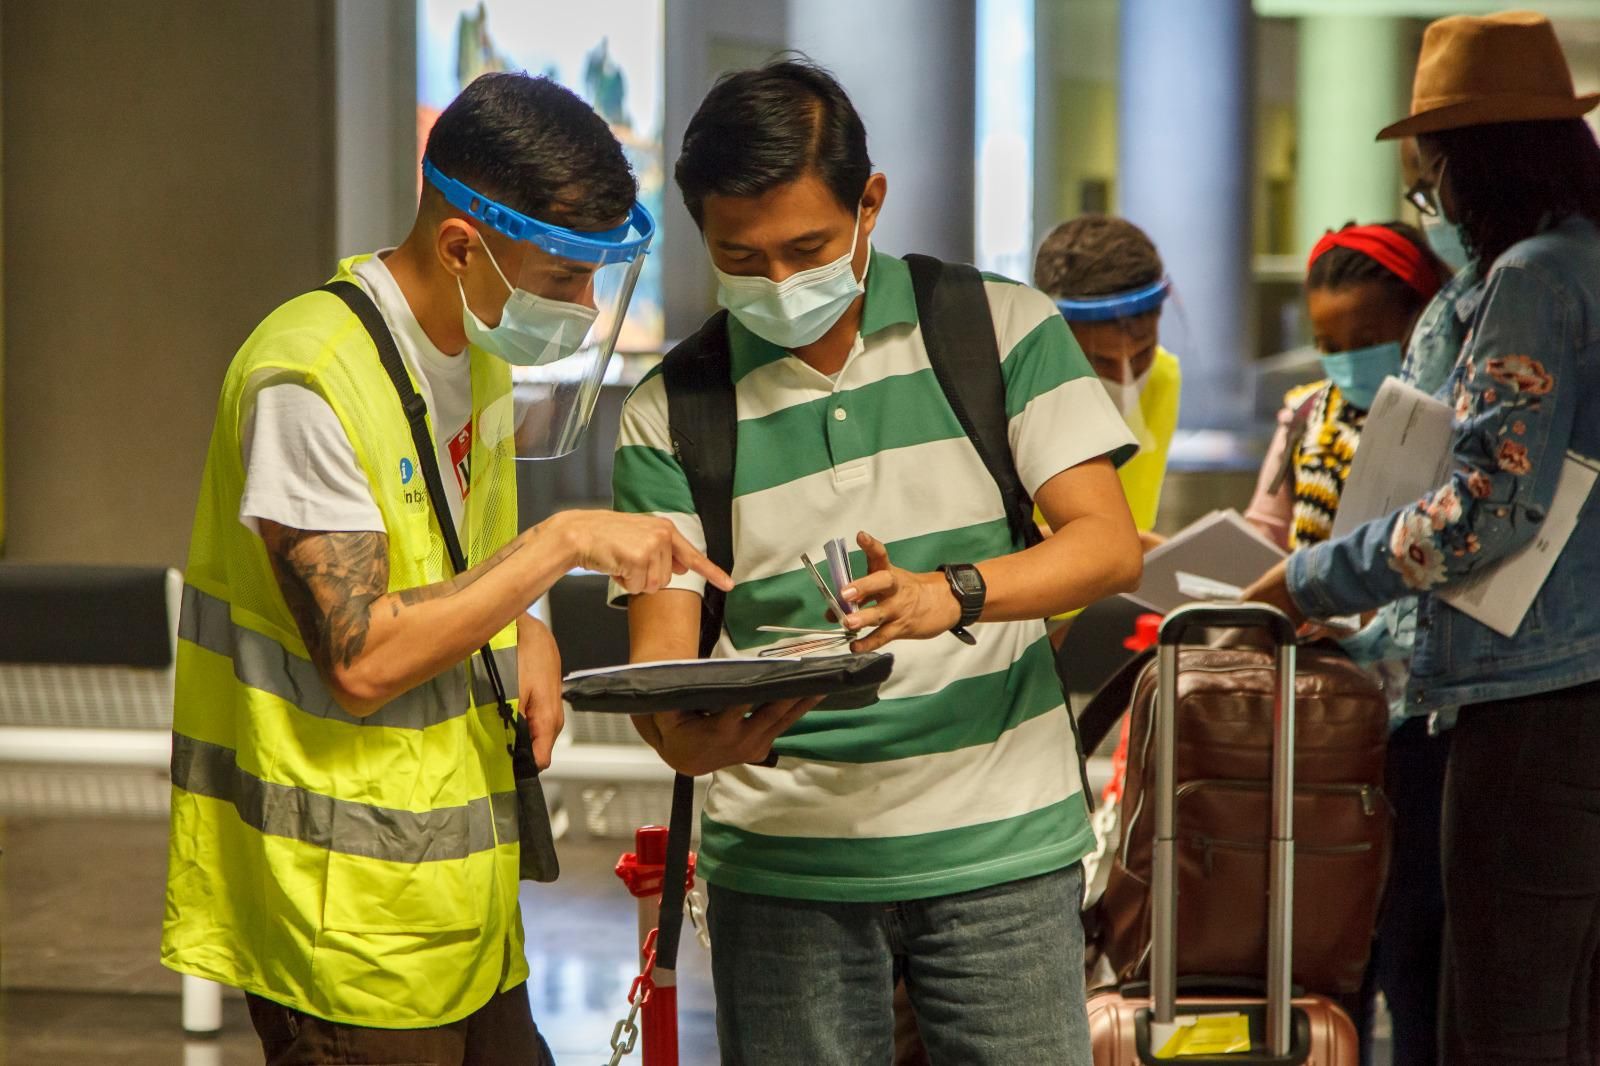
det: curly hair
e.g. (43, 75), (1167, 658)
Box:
(1424, 118), (1600, 268)
(1032, 215), (1163, 298)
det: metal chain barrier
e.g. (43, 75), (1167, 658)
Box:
(606, 928), (659, 1065)
(684, 884), (712, 951)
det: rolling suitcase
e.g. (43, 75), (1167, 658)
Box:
(1093, 632), (1391, 996)
(1088, 603), (1359, 1065)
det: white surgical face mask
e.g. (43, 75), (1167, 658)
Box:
(714, 211), (866, 349)
(1101, 358), (1155, 450)
(460, 238), (599, 367)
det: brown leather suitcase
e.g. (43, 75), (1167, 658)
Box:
(1088, 604), (1360, 1065)
(1095, 634), (1391, 995)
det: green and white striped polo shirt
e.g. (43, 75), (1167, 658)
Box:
(610, 249), (1135, 902)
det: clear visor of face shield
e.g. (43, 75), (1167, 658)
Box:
(425, 159), (655, 460)
(1055, 276), (1191, 449)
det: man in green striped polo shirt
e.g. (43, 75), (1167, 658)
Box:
(611, 60), (1143, 1064)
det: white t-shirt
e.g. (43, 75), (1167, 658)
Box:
(239, 254), (476, 539)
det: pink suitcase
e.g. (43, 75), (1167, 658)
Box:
(1087, 603), (1359, 1065)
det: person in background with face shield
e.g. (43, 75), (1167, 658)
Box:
(1033, 215), (1181, 554)
(162, 73), (730, 1066)
(614, 59), (1142, 1064)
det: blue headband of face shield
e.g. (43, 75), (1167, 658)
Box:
(421, 158), (655, 266)
(1055, 277), (1171, 322)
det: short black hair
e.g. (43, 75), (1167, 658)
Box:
(1306, 220), (1451, 319)
(424, 72), (636, 229)
(1033, 215), (1163, 298)
(675, 57), (870, 227)
(1424, 119), (1600, 268)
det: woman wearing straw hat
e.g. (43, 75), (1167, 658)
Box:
(1245, 11), (1600, 1063)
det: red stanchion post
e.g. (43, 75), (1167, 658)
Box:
(615, 825), (696, 1066)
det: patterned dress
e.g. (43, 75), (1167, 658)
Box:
(1286, 380), (1367, 549)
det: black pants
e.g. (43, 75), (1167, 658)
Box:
(246, 983), (554, 1066)
(1442, 678), (1600, 1065)
(1351, 717), (1450, 1066)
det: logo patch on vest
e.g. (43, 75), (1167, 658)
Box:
(448, 423), (473, 500)
(400, 457), (415, 485)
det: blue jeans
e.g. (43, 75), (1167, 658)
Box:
(706, 864), (1091, 1065)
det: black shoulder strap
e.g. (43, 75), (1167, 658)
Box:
(1075, 647), (1155, 755)
(661, 310), (736, 659)
(654, 310), (735, 977)
(903, 254), (1043, 550)
(318, 280), (531, 768)
(902, 257), (1097, 805)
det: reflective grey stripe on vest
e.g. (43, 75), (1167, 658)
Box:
(171, 732), (519, 862)
(179, 585), (519, 731)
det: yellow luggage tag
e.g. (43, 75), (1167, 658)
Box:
(1151, 1012), (1252, 1058)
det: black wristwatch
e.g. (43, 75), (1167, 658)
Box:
(937, 564), (986, 646)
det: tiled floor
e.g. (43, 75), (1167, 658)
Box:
(0, 815), (1392, 1065)
(0, 816), (717, 1065)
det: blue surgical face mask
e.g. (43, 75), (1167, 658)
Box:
(1319, 340), (1403, 410)
(1423, 215), (1471, 272)
(460, 238), (599, 367)
(714, 211), (866, 349)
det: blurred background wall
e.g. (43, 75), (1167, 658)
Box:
(3, 0), (1599, 566)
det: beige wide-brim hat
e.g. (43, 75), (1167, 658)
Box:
(1377, 10), (1599, 141)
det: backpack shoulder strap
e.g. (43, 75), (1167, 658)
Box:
(656, 312), (734, 975)
(661, 310), (735, 658)
(903, 254), (1043, 550)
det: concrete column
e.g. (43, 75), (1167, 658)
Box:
(1118, 0), (1253, 430)
(787, 0), (977, 265)
(1295, 15), (1406, 255)
(660, 0), (790, 340)
(333, 0), (419, 258)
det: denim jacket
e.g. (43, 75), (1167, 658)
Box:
(1288, 216), (1600, 713)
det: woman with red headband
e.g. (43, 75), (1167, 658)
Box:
(1247, 219), (1451, 1066)
(1248, 221), (1448, 548)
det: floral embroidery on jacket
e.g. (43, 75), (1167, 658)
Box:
(1425, 484), (1463, 530)
(1386, 352), (1555, 590)
(1497, 439), (1532, 475)
(1486, 355), (1554, 396)
(1390, 511), (1448, 589)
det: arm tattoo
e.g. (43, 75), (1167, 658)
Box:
(261, 522), (530, 678)
(261, 525), (389, 674)
(391, 537), (527, 614)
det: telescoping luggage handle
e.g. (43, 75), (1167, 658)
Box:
(1150, 603), (1299, 1059)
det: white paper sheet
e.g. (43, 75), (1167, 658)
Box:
(1127, 510), (1287, 614)
(1439, 452), (1600, 637)
(1330, 379), (1456, 540)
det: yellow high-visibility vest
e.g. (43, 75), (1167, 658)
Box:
(161, 255), (527, 1027)
(1116, 346), (1181, 532)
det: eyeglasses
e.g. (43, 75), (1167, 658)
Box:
(1405, 157), (1447, 218)
(1405, 181), (1440, 218)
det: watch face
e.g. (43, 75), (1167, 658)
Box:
(952, 566), (984, 598)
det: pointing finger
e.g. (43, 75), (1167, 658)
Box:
(672, 530), (734, 591)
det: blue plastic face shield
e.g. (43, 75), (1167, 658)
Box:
(1053, 276), (1187, 451)
(1054, 276), (1171, 323)
(423, 158), (655, 459)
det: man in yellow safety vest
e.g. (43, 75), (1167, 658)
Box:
(161, 72), (750, 1064)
